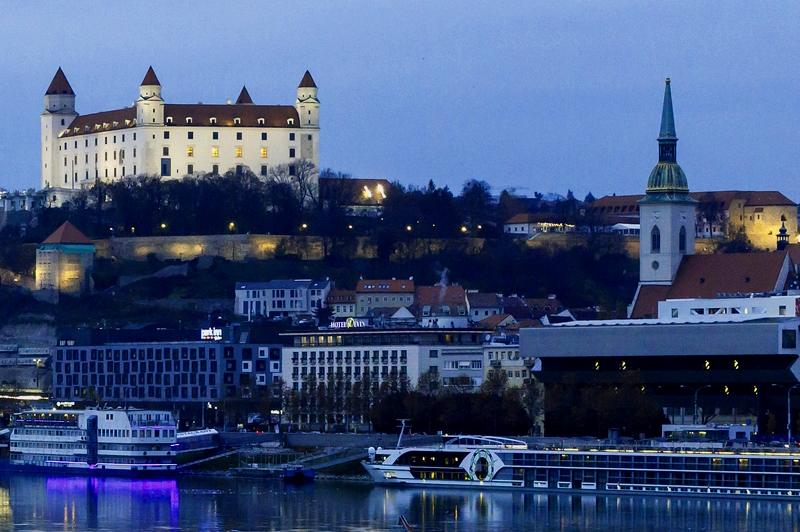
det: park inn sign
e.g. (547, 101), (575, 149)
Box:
(329, 318), (369, 330)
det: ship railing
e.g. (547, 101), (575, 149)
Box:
(524, 440), (800, 456)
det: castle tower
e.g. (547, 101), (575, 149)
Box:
(41, 68), (78, 189)
(296, 71), (319, 128)
(235, 86), (254, 105)
(136, 66), (164, 126)
(638, 78), (697, 284)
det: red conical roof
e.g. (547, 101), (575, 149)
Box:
(41, 222), (93, 245)
(298, 70), (316, 88)
(45, 67), (74, 96)
(235, 86), (253, 104)
(140, 66), (161, 86)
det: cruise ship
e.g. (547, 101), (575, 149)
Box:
(363, 435), (800, 498)
(7, 407), (180, 475)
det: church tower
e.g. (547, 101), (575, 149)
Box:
(41, 67), (78, 189)
(638, 78), (697, 284)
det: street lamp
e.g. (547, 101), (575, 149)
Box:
(680, 384), (711, 425)
(772, 383), (800, 443)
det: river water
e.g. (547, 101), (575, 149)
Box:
(0, 474), (797, 531)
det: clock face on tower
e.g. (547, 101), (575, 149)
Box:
(652, 261), (659, 271)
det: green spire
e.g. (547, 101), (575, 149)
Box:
(659, 78), (676, 140)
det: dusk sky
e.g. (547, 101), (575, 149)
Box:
(1, 2), (798, 201)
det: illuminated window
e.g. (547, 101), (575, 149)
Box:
(260, 148), (267, 158)
(212, 147), (219, 158)
(187, 147), (194, 157)
(236, 147), (242, 158)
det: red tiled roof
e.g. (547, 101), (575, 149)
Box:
(42, 222), (93, 245)
(415, 285), (467, 307)
(140, 66), (161, 86)
(630, 251), (790, 318)
(46, 67), (74, 96)
(786, 244), (800, 267)
(60, 107), (136, 137)
(357, 280), (415, 293)
(630, 285), (671, 319)
(478, 313), (516, 329)
(236, 86), (253, 105)
(326, 289), (356, 303)
(298, 71), (316, 88)
(466, 292), (502, 308)
(60, 103), (300, 138)
(667, 251), (789, 299)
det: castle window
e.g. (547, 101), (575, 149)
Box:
(104, 152), (107, 161)
(308, 134), (312, 141)
(61, 119), (65, 126)
(213, 132), (218, 140)
(236, 132), (242, 140)
(95, 138), (98, 146)
(289, 148), (296, 158)
(104, 137), (108, 145)
(679, 226), (687, 253)
(133, 148), (136, 157)
(64, 157), (67, 166)
(651, 226), (661, 253)
(113, 135), (116, 143)
(289, 133), (295, 141)
(186, 117), (193, 124)
(210, 117), (217, 124)
(236, 147), (243, 158)
(261, 132), (267, 141)
(260, 148), (267, 158)
(258, 118), (264, 125)
(113, 151), (116, 160)
(187, 164), (194, 174)
(187, 147), (194, 157)
(260, 165), (267, 176)
(74, 141), (77, 149)
(188, 131), (193, 140)
(164, 131), (170, 140)
(212, 147), (219, 158)
(289, 165), (296, 176)
(163, 147), (169, 156)
(212, 164), (218, 174)
(234, 118), (241, 125)
(133, 133), (136, 141)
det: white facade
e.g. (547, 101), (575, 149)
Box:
(234, 279), (330, 318)
(41, 67), (319, 199)
(658, 294), (800, 321)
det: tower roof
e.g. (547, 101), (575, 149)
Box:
(643, 78), (694, 202)
(140, 66), (161, 86)
(41, 222), (93, 245)
(235, 86), (253, 105)
(45, 68), (74, 96)
(659, 78), (676, 140)
(298, 71), (317, 88)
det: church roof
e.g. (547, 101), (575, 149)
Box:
(298, 71), (317, 88)
(46, 68), (74, 96)
(659, 78), (676, 140)
(42, 222), (93, 245)
(235, 86), (253, 105)
(630, 251), (790, 318)
(644, 78), (693, 201)
(140, 66), (161, 86)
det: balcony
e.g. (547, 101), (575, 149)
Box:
(300, 358), (307, 364)
(336, 358), (343, 365)
(523, 358), (536, 367)
(490, 360), (502, 367)
(292, 358), (299, 365)
(390, 357), (398, 364)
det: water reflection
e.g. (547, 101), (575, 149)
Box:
(0, 475), (797, 531)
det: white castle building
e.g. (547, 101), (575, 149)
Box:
(40, 67), (319, 203)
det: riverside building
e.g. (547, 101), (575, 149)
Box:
(41, 67), (319, 203)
